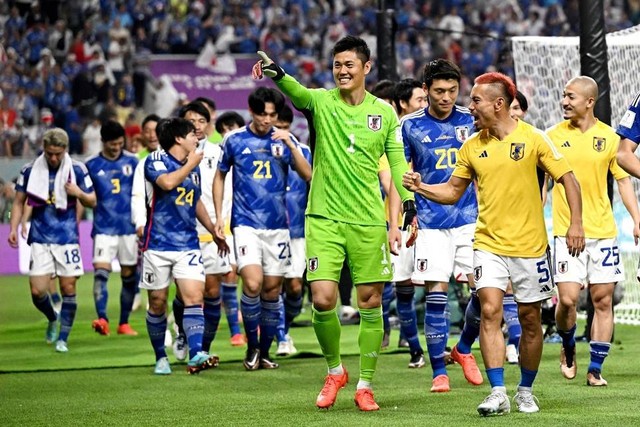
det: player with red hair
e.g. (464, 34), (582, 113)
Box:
(403, 72), (585, 416)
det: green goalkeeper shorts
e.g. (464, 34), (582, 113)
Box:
(305, 215), (393, 285)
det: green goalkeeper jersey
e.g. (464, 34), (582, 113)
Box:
(275, 74), (413, 226)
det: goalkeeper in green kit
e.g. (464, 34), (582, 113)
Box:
(252, 35), (417, 411)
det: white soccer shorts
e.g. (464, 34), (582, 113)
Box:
(285, 237), (306, 279)
(233, 226), (291, 276)
(139, 249), (205, 290)
(553, 236), (625, 285)
(200, 240), (232, 275)
(93, 234), (138, 266)
(30, 242), (84, 277)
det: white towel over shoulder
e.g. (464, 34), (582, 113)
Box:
(26, 152), (76, 210)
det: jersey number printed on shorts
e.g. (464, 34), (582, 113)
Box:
(64, 249), (81, 265)
(188, 252), (203, 266)
(536, 259), (550, 284)
(175, 187), (195, 206)
(111, 178), (120, 194)
(434, 148), (458, 169)
(253, 160), (272, 179)
(278, 242), (291, 260)
(601, 246), (620, 267)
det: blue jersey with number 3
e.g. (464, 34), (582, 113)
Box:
(219, 126), (296, 230)
(86, 152), (138, 237)
(142, 150), (201, 251)
(401, 106), (478, 229)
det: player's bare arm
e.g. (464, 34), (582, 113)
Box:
(7, 191), (26, 248)
(616, 138), (640, 179)
(616, 176), (640, 244)
(556, 171), (585, 256)
(155, 150), (204, 191)
(272, 128), (312, 181)
(212, 169), (227, 240)
(403, 171), (471, 205)
(196, 199), (229, 255)
(387, 182), (402, 255)
(64, 181), (97, 208)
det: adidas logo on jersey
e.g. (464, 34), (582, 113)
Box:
(242, 147), (251, 154)
(381, 267), (390, 275)
(540, 284), (553, 293)
(615, 268), (622, 275)
(562, 141), (571, 147)
(479, 150), (488, 158)
(421, 135), (432, 143)
(97, 170), (106, 176)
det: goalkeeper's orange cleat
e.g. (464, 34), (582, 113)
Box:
(430, 374), (451, 393)
(354, 388), (380, 411)
(316, 367), (349, 409)
(230, 333), (247, 346)
(117, 323), (138, 336)
(451, 345), (483, 385)
(92, 318), (110, 336)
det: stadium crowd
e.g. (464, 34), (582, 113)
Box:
(0, 0), (637, 161)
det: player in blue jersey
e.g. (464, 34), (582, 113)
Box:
(169, 102), (232, 362)
(8, 128), (96, 353)
(139, 117), (228, 375)
(616, 91), (640, 178)
(213, 87), (312, 370)
(273, 104), (313, 357)
(396, 59), (484, 392)
(85, 120), (140, 337)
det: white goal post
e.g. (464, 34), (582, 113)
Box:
(513, 26), (640, 326)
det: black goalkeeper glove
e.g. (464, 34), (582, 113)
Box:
(402, 200), (418, 247)
(256, 51), (285, 81)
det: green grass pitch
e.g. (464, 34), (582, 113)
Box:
(1, 274), (639, 426)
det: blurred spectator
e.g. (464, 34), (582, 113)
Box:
(49, 19), (73, 64)
(12, 87), (37, 126)
(124, 112), (142, 148)
(83, 115), (102, 157)
(0, 97), (17, 129)
(0, 177), (16, 223)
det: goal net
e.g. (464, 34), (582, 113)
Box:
(514, 26), (640, 325)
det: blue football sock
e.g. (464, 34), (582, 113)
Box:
(588, 341), (611, 372)
(241, 293), (261, 349)
(172, 296), (185, 336)
(183, 305), (205, 359)
(260, 298), (283, 356)
(284, 292), (303, 335)
(145, 311), (167, 361)
(503, 294), (521, 347)
(457, 290), (480, 354)
(93, 268), (110, 320)
(119, 273), (137, 325)
(202, 296), (221, 353)
(486, 367), (505, 388)
(58, 294), (77, 342)
(425, 292), (448, 378)
(382, 282), (394, 334)
(276, 294), (286, 343)
(50, 292), (62, 305)
(221, 282), (241, 336)
(519, 367), (538, 388)
(396, 285), (422, 353)
(32, 293), (57, 322)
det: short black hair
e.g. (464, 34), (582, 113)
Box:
(422, 59), (461, 88)
(515, 90), (529, 112)
(277, 104), (294, 124)
(215, 111), (245, 134)
(100, 120), (125, 142)
(156, 117), (195, 151)
(142, 114), (161, 129)
(194, 96), (216, 111)
(248, 87), (285, 115)
(371, 79), (397, 105)
(394, 78), (423, 114)
(331, 35), (370, 64)
(179, 101), (211, 122)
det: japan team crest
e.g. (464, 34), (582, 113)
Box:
(190, 172), (200, 186)
(239, 246), (247, 257)
(474, 266), (482, 281)
(455, 126), (470, 142)
(308, 257), (319, 272)
(558, 261), (568, 274)
(416, 259), (428, 272)
(271, 142), (284, 158)
(510, 143), (525, 161)
(367, 114), (382, 131)
(122, 165), (133, 176)
(144, 271), (155, 284)
(593, 137), (606, 152)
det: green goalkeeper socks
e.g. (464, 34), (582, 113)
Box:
(312, 306), (342, 369)
(358, 306), (383, 383)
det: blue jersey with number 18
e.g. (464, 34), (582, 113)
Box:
(142, 150), (201, 252)
(401, 106), (478, 229)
